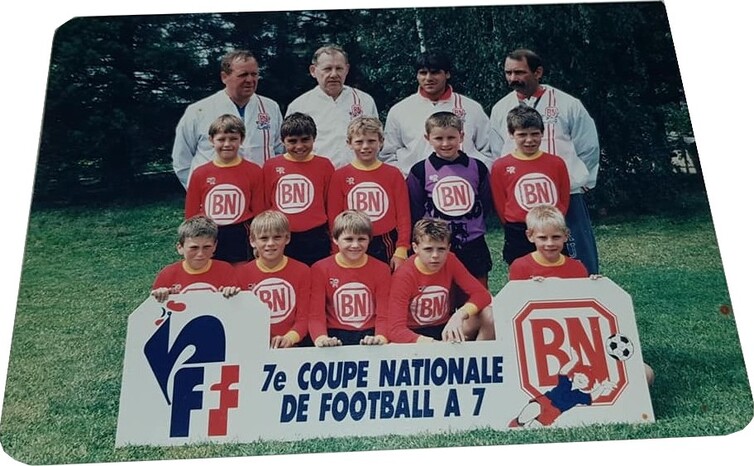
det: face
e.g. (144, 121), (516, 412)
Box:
(504, 57), (543, 96)
(572, 372), (590, 390)
(334, 230), (370, 264)
(251, 230), (290, 265)
(527, 224), (568, 263)
(416, 68), (450, 100)
(511, 127), (543, 157)
(210, 131), (244, 161)
(177, 236), (216, 270)
(310, 52), (350, 98)
(412, 237), (450, 273)
(221, 57), (260, 105)
(282, 135), (315, 160)
(425, 126), (464, 161)
(348, 131), (382, 165)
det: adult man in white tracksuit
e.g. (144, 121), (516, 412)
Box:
(286, 44), (378, 169)
(171, 49), (284, 189)
(380, 51), (494, 176)
(489, 48), (600, 274)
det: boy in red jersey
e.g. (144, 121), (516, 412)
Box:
(509, 205), (655, 386)
(309, 210), (392, 347)
(263, 112), (335, 266)
(327, 116), (410, 271)
(508, 205), (588, 280)
(236, 210), (311, 348)
(185, 114), (264, 265)
(151, 215), (240, 302)
(490, 105), (570, 266)
(388, 218), (495, 343)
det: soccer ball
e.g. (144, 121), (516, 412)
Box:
(605, 333), (634, 361)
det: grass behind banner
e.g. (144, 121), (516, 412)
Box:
(1, 195), (751, 464)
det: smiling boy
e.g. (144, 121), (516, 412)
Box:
(262, 112), (335, 266)
(308, 210), (392, 347)
(490, 105), (571, 266)
(406, 111), (493, 288)
(327, 116), (410, 270)
(185, 114), (264, 265)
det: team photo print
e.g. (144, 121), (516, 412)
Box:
(0, 1), (752, 465)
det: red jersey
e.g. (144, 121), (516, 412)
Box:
(509, 252), (588, 280)
(185, 157), (264, 225)
(388, 253), (492, 343)
(263, 154), (334, 232)
(235, 257), (310, 344)
(327, 161), (411, 251)
(152, 260), (239, 294)
(490, 151), (570, 223)
(309, 254), (392, 343)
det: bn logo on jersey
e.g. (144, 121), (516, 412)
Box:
(347, 182), (389, 221)
(514, 173), (558, 211)
(409, 285), (449, 325)
(333, 282), (373, 328)
(205, 184), (245, 225)
(143, 302), (240, 438)
(276, 174), (314, 214)
(252, 278), (296, 324)
(431, 176), (475, 216)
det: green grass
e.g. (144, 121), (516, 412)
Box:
(1, 199), (752, 464)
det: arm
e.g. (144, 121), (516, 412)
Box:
(171, 108), (199, 190)
(406, 165), (427, 228)
(249, 165), (266, 218)
(378, 109), (401, 165)
(184, 170), (203, 219)
(307, 264), (329, 345)
(568, 101), (600, 190)
(392, 168), (412, 268)
(326, 170), (345, 233)
(489, 160), (508, 224)
(270, 102), (285, 157)
(369, 262), (392, 344)
(559, 347), (580, 376)
(477, 162), (493, 219)
(469, 102), (495, 170)
(278, 263), (311, 348)
(556, 158), (571, 215)
(387, 267), (426, 343)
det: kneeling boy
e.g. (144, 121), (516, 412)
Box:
(309, 210), (392, 347)
(388, 218), (495, 343)
(236, 210), (311, 348)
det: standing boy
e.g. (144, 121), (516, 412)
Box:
(263, 112), (335, 266)
(406, 111), (493, 287)
(151, 215), (240, 302)
(327, 116), (411, 270)
(490, 106), (570, 267)
(388, 218), (495, 344)
(236, 210), (311, 348)
(309, 210), (392, 347)
(185, 114), (264, 265)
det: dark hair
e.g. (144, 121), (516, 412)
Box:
(507, 48), (543, 72)
(280, 112), (317, 139)
(425, 111), (464, 134)
(414, 50), (453, 73)
(507, 105), (544, 133)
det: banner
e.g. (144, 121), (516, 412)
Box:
(115, 278), (653, 446)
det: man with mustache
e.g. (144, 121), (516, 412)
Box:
(380, 50), (494, 176)
(489, 48), (600, 275)
(286, 44), (378, 169)
(172, 49), (284, 189)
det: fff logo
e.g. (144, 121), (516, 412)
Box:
(143, 300), (240, 438)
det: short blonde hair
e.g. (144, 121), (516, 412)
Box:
(525, 204), (569, 235)
(209, 114), (246, 138)
(332, 210), (372, 240)
(347, 116), (384, 143)
(425, 111), (463, 135)
(250, 210), (290, 239)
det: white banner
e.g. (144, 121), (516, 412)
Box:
(115, 278), (653, 446)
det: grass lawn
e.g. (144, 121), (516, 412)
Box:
(0, 195), (752, 464)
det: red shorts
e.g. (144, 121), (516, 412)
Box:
(533, 395), (562, 426)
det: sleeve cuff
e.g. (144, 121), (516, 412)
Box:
(393, 247), (408, 259)
(283, 330), (301, 344)
(458, 303), (479, 317)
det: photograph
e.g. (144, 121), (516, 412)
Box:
(1, 1), (752, 465)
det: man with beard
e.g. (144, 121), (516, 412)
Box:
(489, 48), (600, 274)
(172, 50), (284, 189)
(286, 44), (378, 169)
(380, 50), (494, 176)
